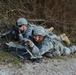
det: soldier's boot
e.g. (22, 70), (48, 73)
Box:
(61, 33), (70, 45)
(44, 53), (53, 58)
(70, 45), (76, 53)
(48, 27), (54, 32)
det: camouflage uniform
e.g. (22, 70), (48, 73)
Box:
(22, 26), (76, 58)
(10, 18), (36, 43)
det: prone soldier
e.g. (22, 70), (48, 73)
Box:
(22, 26), (76, 58)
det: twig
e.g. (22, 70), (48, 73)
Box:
(28, 19), (45, 22)
(40, 20), (49, 25)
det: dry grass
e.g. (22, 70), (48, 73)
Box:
(0, 0), (76, 41)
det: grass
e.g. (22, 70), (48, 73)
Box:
(0, 49), (20, 64)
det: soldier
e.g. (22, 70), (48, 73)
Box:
(14, 18), (37, 43)
(22, 26), (76, 58)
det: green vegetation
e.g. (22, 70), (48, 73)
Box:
(0, 49), (20, 64)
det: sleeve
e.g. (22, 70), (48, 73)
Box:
(12, 27), (24, 43)
(18, 33), (24, 43)
(31, 44), (40, 56)
(23, 25), (35, 39)
(28, 38), (54, 56)
(25, 41), (40, 56)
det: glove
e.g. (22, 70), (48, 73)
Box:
(22, 38), (34, 47)
(18, 29), (21, 34)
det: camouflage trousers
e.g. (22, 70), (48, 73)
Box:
(45, 40), (76, 57)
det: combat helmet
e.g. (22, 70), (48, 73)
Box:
(16, 18), (28, 26)
(33, 26), (46, 36)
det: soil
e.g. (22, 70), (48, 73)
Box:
(0, 55), (76, 75)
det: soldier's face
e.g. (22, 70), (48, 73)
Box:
(33, 35), (43, 42)
(19, 24), (27, 31)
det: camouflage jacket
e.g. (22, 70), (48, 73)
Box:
(10, 23), (36, 43)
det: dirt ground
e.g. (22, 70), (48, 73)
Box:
(0, 55), (76, 75)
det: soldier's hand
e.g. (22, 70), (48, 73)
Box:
(18, 29), (21, 34)
(22, 38), (34, 47)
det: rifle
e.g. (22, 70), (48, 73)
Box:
(0, 30), (11, 42)
(0, 30), (11, 38)
(6, 42), (42, 59)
